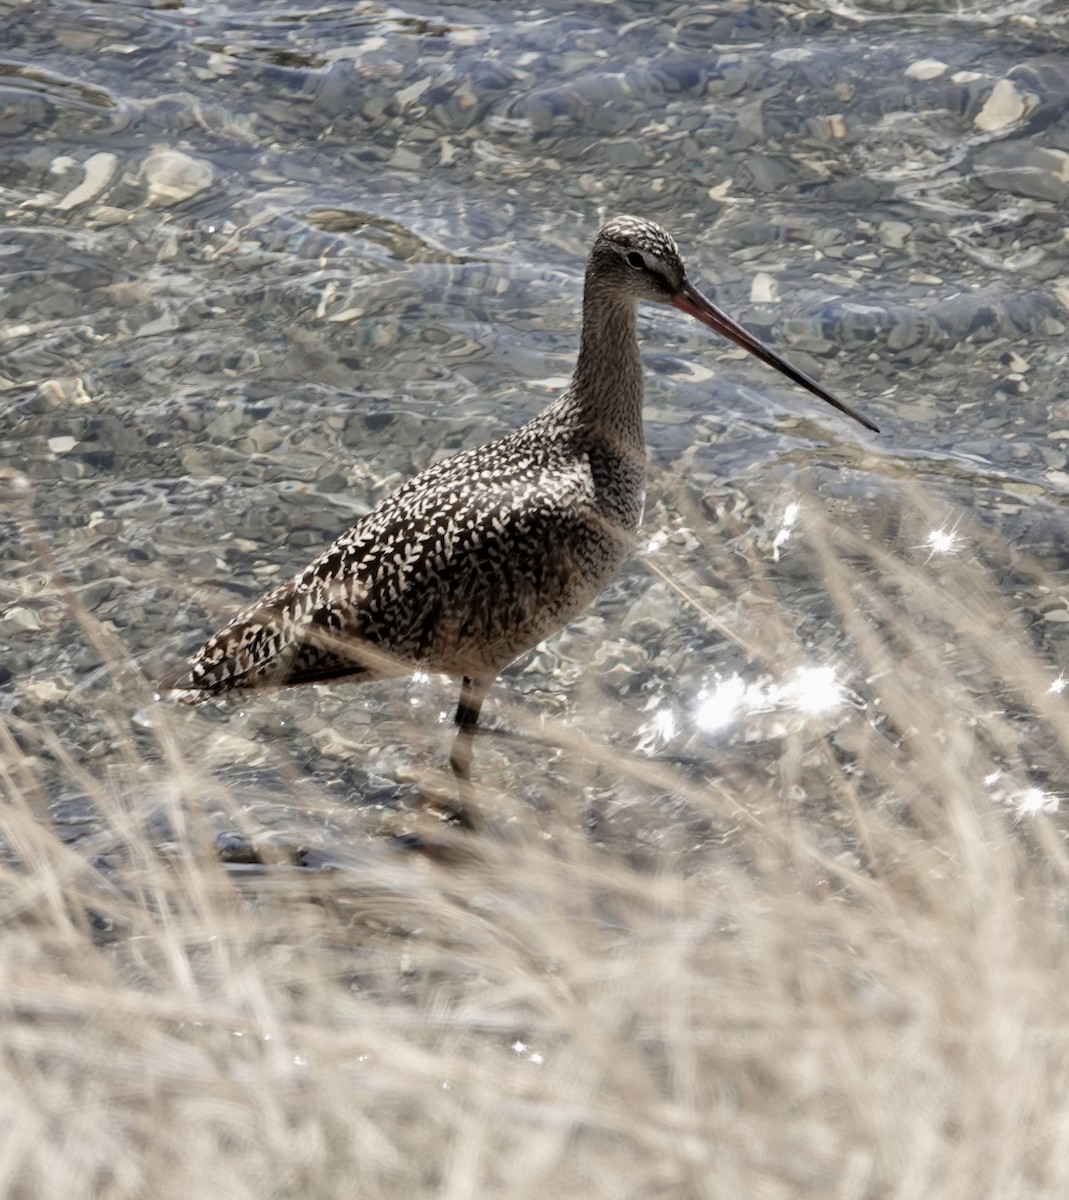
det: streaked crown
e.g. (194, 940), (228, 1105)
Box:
(590, 214), (686, 300)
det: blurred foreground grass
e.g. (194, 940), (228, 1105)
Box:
(3, 486), (1069, 1199)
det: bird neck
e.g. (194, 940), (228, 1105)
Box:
(568, 285), (645, 453)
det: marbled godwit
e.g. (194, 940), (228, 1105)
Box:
(161, 215), (876, 803)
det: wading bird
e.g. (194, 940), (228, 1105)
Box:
(161, 215), (876, 815)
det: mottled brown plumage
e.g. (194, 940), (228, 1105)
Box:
(161, 215), (876, 749)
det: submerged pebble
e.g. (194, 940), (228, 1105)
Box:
(974, 143), (1069, 203)
(974, 78), (1035, 131)
(140, 148), (214, 206)
(55, 151), (118, 210)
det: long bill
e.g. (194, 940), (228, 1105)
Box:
(672, 278), (879, 434)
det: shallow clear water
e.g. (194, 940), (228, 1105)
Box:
(2, 0), (1067, 828)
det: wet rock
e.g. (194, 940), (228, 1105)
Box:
(905, 59), (948, 82)
(1, 606), (43, 634)
(55, 151), (119, 210)
(140, 148), (214, 206)
(737, 154), (801, 193)
(0, 87), (53, 136)
(878, 221), (913, 250)
(974, 78), (1035, 132)
(1008, 55), (1069, 130)
(750, 272), (779, 304)
(974, 143), (1069, 203)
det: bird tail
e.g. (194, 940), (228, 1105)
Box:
(156, 601), (407, 705)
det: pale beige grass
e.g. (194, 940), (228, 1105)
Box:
(2, 486), (1068, 1199)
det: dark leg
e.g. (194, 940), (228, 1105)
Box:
(442, 675), (491, 829)
(405, 676), (492, 838)
(454, 674), (489, 733)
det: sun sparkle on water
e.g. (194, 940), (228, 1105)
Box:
(925, 527), (960, 557)
(789, 665), (845, 716)
(694, 665), (847, 734)
(772, 501), (800, 562)
(1015, 787), (1059, 817)
(652, 707), (676, 742)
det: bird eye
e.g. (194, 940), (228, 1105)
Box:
(626, 251), (645, 269)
